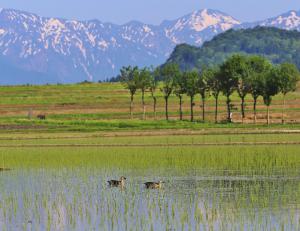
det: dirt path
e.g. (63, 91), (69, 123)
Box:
(0, 129), (300, 141)
(0, 141), (299, 148)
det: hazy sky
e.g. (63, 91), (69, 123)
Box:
(0, 0), (300, 24)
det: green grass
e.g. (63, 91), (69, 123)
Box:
(0, 117), (299, 134)
(0, 145), (298, 170)
(0, 133), (299, 175)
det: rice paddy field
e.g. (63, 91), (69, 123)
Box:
(0, 82), (299, 230)
(0, 131), (299, 230)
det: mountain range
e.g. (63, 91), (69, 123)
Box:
(0, 8), (300, 84)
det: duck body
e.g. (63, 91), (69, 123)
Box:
(144, 181), (163, 189)
(108, 176), (126, 187)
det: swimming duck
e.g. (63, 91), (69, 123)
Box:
(144, 180), (164, 189)
(108, 176), (126, 187)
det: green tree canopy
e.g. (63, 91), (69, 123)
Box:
(158, 63), (181, 120)
(183, 70), (199, 122)
(120, 66), (140, 119)
(120, 66), (139, 95)
(277, 63), (300, 95)
(219, 55), (240, 122)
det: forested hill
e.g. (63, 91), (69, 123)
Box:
(165, 27), (300, 70)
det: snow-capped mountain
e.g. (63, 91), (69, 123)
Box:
(0, 8), (240, 84)
(240, 10), (300, 30)
(0, 8), (300, 84)
(261, 10), (300, 30)
(162, 9), (241, 45)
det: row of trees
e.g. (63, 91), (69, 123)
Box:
(120, 54), (300, 124)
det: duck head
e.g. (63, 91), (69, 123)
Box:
(158, 180), (165, 186)
(120, 176), (127, 181)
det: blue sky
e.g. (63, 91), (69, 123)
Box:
(0, 0), (300, 24)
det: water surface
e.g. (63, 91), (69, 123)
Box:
(0, 146), (299, 230)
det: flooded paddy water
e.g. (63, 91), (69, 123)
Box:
(0, 135), (299, 230)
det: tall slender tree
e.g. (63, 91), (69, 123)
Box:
(150, 69), (159, 120)
(219, 55), (240, 123)
(174, 71), (185, 120)
(198, 68), (211, 122)
(261, 66), (280, 125)
(120, 66), (139, 119)
(247, 56), (272, 124)
(184, 70), (199, 122)
(159, 63), (180, 121)
(235, 55), (251, 123)
(137, 68), (151, 120)
(277, 63), (300, 124)
(207, 67), (222, 123)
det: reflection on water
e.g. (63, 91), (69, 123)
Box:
(0, 168), (299, 231)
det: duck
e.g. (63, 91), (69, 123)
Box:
(144, 180), (164, 189)
(108, 176), (126, 187)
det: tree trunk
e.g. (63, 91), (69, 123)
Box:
(142, 90), (146, 120)
(190, 96), (194, 122)
(241, 96), (245, 124)
(179, 95), (183, 121)
(282, 94), (286, 124)
(215, 95), (218, 124)
(253, 97), (257, 124)
(201, 94), (205, 122)
(153, 97), (157, 120)
(165, 97), (169, 121)
(267, 105), (270, 125)
(226, 95), (232, 123)
(130, 94), (134, 119)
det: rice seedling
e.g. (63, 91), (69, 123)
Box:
(0, 132), (299, 230)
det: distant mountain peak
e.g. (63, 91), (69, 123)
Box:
(242, 9), (300, 31)
(161, 9), (241, 46)
(282, 10), (300, 17)
(174, 8), (240, 32)
(264, 10), (300, 29)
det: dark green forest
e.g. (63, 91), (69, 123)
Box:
(166, 27), (300, 71)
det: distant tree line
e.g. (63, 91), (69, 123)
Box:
(167, 27), (300, 73)
(120, 54), (300, 124)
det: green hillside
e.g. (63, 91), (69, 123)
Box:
(166, 27), (300, 70)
